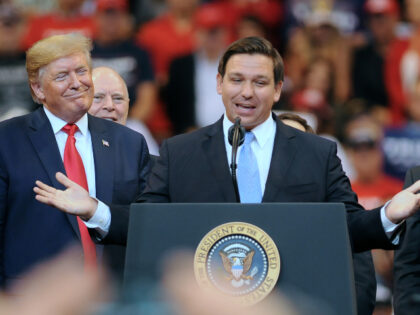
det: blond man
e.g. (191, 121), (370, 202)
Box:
(0, 33), (150, 287)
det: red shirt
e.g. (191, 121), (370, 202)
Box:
(351, 175), (402, 209)
(21, 14), (96, 50)
(136, 14), (195, 79)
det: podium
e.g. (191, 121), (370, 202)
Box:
(124, 203), (356, 315)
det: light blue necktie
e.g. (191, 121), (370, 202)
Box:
(237, 132), (262, 203)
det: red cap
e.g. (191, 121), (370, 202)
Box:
(364, 0), (399, 16)
(194, 3), (231, 30)
(96, 0), (128, 12)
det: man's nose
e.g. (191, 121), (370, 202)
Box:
(102, 95), (114, 111)
(69, 72), (82, 89)
(241, 81), (253, 98)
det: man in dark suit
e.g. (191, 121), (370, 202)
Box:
(0, 33), (150, 287)
(394, 166), (420, 314)
(35, 37), (420, 314)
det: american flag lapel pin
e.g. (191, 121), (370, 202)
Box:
(102, 139), (109, 147)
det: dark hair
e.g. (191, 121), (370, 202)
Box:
(218, 36), (284, 84)
(278, 112), (315, 134)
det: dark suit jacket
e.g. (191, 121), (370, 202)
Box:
(138, 115), (396, 315)
(394, 166), (420, 314)
(0, 107), (149, 287)
(165, 53), (196, 134)
(140, 116), (391, 250)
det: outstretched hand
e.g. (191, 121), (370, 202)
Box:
(34, 172), (98, 221)
(385, 179), (420, 224)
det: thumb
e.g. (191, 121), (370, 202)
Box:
(55, 172), (79, 189)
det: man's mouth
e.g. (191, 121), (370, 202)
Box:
(235, 103), (256, 111)
(66, 90), (87, 99)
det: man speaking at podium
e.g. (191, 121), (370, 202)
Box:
(35, 37), (420, 314)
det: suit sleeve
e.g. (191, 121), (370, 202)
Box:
(393, 167), (420, 314)
(0, 152), (6, 286)
(325, 142), (391, 252)
(137, 140), (171, 203)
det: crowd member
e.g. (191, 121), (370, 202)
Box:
(0, 33), (150, 287)
(20, 0), (96, 50)
(284, 4), (352, 105)
(277, 112), (314, 133)
(0, 3), (37, 121)
(385, 0), (420, 124)
(352, 0), (399, 125)
(33, 37), (420, 315)
(165, 3), (229, 134)
(92, 0), (156, 125)
(345, 113), (402, 313)
(236, 14), (267, 40)
(136, 0), (199, 139)
(136, 0), (198, 85)
(382, 78), (420, 180)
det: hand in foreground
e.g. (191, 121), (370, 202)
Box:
(385, 179), (420, 224)
(3, 248), (111, 315)
(34, 172), (98, 221)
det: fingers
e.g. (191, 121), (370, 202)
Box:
(405, 179), (420, 194)
(34, 180), (56, 194)
(55, 172), (77, 188)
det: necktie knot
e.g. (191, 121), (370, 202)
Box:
(62, 124), (78, 137)
(244, 131), (255, 145)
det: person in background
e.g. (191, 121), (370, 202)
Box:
(344, 113), (402, 314)
(352, 0), (399, 126)
(92, 0), (157, 125)
(0, 2), (37, 121)
(136, 0), (199, 140)
(20, 0), (96, 50)
(165, 3), (230, 134)
(90, 66), (159, 154)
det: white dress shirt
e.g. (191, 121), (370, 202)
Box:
(222, 113), (400, 241)
(194, 53), (225, 127)
(43, 107), (110, 236)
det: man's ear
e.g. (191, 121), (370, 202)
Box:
(31, 81), (45, 102)
(216, 73), (223, 95)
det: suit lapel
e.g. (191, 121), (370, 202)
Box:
(88, 115), (114, 205)
(27, 108), (80, 238)
(263, 117), (298, 202)
(201, 118), (237, 202)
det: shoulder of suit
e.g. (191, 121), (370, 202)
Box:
(89, 115), (147, 142)
(0, 111), (33, 131)
(280, 123), (336, 149)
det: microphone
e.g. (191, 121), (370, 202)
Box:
(228, 117), (245, 202)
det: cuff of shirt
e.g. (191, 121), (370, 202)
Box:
(380, 201), (402, 245)
(84, 199), (111, 239)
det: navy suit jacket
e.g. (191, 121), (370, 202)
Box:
(138, 115), (395, 315)
(0, 107), (149, 287)
(394, 166), (420, 314)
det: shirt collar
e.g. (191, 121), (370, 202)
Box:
(223, 113), (275, 148)
(43, 106), (88, 136)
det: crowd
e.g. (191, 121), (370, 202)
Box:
(2, 0), (420, 314)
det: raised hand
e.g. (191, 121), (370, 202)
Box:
(385, 180), (420, 224)
(33, 172), (98, 221)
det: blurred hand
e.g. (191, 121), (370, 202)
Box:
(4, 248), (110, 315)
(34, 172), (98, 221)
(385, 180), (420, 224)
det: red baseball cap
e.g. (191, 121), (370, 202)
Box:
(96, 0), (128, 12)
(194, 3), (231, 30)
(364, 0), (399, 16)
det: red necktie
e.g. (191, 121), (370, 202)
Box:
(62, 123), (97, 267)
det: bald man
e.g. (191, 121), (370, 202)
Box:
(89, 66), (159, 155)
(90, 67), (129, 125)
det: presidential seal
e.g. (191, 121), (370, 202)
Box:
(194, 222), (280, 305)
